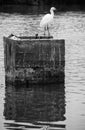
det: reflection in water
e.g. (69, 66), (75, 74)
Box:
(0, 5), (49, 15)
(4, 82), (66, 129)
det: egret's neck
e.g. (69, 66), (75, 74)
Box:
(50, 10), (54, 17)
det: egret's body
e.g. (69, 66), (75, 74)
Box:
(40, 7), (56, 36)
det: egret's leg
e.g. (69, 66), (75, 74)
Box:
(44, 27), (46, 36)
(47, 25), (50, 36)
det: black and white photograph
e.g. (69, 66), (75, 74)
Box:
(0, 0), (85, 130)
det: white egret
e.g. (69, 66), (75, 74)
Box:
(40, 7), (56, 36)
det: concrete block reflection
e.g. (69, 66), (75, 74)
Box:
(4, 83), (66, 123)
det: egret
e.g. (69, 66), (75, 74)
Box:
(40, 7), (56, 36)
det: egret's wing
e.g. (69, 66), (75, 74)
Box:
(40, 14), (53, 27)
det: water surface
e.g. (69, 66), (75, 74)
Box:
(0, 6), (85, 130)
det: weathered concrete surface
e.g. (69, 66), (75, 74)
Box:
(4, 36), (65, 84)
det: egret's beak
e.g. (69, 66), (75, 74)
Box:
(52, 7), (56, 10)
(54, 7), (56, 10)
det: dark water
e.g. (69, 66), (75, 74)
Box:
(4, 84), (65, 129)
(0, 5), (85, 130)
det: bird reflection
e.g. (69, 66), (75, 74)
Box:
(4, 82), (66, 130)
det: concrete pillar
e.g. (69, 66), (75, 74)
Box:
(3, 35), (65, 84)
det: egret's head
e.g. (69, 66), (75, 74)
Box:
(50, 7), (56, 12)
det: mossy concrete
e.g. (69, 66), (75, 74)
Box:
(4, 36), (65, 84)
